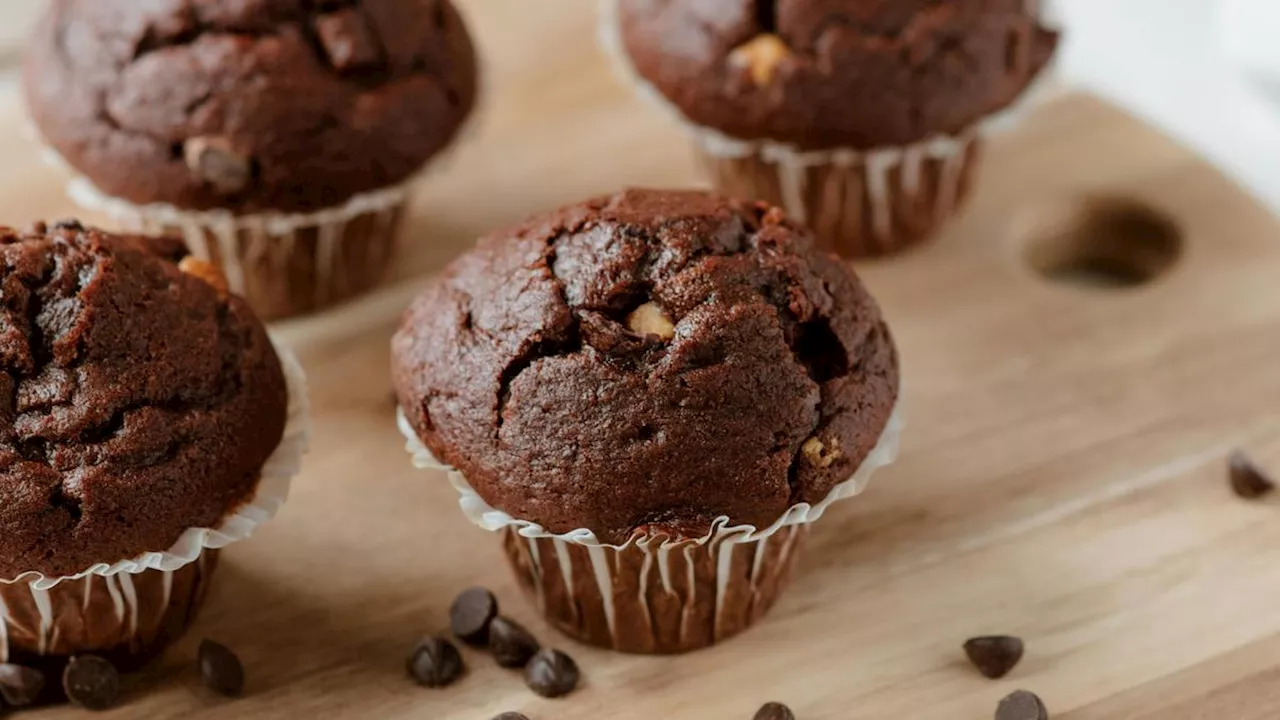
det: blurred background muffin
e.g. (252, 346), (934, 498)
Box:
(23, 0), (478, 320)
(0, 221), (307, 688)
(394, 189), (901, 653)
(603, 0), (1058, 258)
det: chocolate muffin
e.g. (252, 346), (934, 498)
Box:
(24, 0), (479, 319)
(0, 221), (304, 675)
(604, 0), (1060, 258)
(394, 189), (902, 652)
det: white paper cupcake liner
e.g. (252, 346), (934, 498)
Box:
(0, 551), (220, 663)
(698, 130), (984, 256)
(398, 398), (901, 651)
(67, 175), (412, 303)
(67, 176), (413, 239)
(3, 341), (311, 592)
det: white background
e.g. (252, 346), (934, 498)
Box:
(1055, 0), (1280, 214)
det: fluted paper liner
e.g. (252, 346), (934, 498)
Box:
(67, 177), (410, 320)
(398, 400), (903, 653)
(0, 343), (311, 665)
(599, 0), (1062, 258)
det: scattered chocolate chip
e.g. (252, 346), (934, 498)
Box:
(489, 617), (540, 669)
(754, 702), (796, 720)
(407, 636), (465, 688)
(451, 587), (499, 645)
(1229, 451), (1276, 499)
(0, 663), (45, 707)
(52, 219), (84, 232)
(996, 690), (1049, 720)
(491, 714), (530, 720)
(523, 649), (579, 698)
(199, 640), (246, 697)
(184, 136), (253, 195)
(62, 655), (120, 711)
(963, 635), (1025, 679)
(313, 9), (382, 71)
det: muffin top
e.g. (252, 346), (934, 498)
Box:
(393, 189), (899, 544)
(0, 222), (289, 579)
(615, 0), (1059, 150)
(24, 0), (477, 214)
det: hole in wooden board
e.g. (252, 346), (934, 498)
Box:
(1022, 197), (1183, 289)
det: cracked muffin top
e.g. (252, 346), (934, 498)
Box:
(614, 0), (1059, 150)
(23, 0), (478, 214)
(393, 189), (899, 544)
(0, 222), (288, 579)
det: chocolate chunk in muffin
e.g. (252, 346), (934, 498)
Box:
(393, 189), (899, 544)
(0, 223), (288, 579)
(615, 0), (1059, 149)
(23, 0), (478, 213)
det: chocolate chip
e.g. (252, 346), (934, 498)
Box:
(0, 663), (45, 707)
(62, 655), (120, 711)
(1230, 451), (1276, 499)
(407, 636), (464, 688)
(523, 649), (579, 698)
(184, 137), (253, 195)
(963, 635), (1025, 679)
(199, 640), (245, 697)
(178, 257), (230, 298)
(754, 702), (796, 720)
(489, 616), (540, 669)
(52, 219), (84, 232)
(451, 587), (499, 645)
(996, 690), (1049, 720)
(313, 9), (382, 71)
(491, 714), (530, 720)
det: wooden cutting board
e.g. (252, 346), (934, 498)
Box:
(5, 2), (1280, 718)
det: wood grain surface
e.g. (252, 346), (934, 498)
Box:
(4, 1), (1280, 718)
